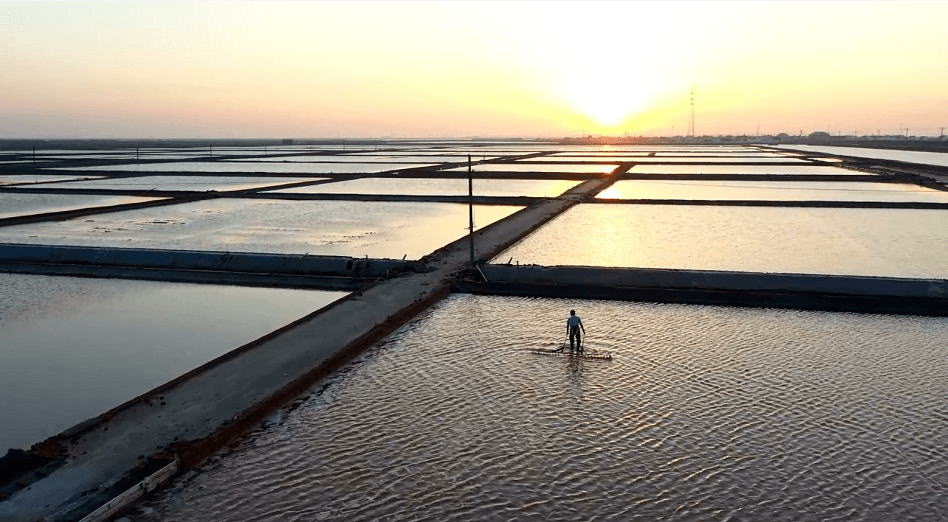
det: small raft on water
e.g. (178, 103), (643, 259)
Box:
(528, 348), (613, 361)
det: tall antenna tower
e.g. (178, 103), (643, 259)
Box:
(687, 86), (695, 137)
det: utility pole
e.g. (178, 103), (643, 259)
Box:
(688, 86), (695, 137)
(940, 127), (945, 138)
(467, 154), (475, 265)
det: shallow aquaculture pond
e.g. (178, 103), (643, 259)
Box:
(135, 294), (948, 521)
(0, 199), (522, 260)
(0, 273), (346, 451)
(493, 204), (948, 278)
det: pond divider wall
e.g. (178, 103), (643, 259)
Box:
(459, 265), (947, 316)
(0, 243), (419, 279)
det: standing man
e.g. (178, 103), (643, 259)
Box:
(566, 310), (585, 354)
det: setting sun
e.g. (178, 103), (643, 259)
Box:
(564, 83), (654, 128)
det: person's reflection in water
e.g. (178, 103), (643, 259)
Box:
(565, 355), (585, 398)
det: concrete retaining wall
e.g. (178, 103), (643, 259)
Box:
(0, 243), (418, 278)
(480, 264), (947, 299)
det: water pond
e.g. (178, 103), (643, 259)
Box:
(135, 294), (948, 521)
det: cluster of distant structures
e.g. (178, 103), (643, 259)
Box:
(561, 132), (948, 151)
(769, 131), (946, 145)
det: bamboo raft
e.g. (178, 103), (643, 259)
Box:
(528, 348), (613, 360)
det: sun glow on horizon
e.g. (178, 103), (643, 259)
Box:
(562, 82), (655, 127)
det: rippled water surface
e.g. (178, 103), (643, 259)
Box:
(0, 199), (521, 259)
(596, 180), (948, 203)
(550, 153), (788, 158)
(39, 154), (208, 160)
(347, 151), (493, 157)
(493, 204), (948, 277)
(235, 155), (487, 163)
(271, 178), (579, 197)
(136, 295), (947, 521)
(444, 163), (618, 174)
(0, 174), (104, 185)
(34, 175), (315, 192)
(58, 162), (434, 174)
(628, 157), (808, 163)
(628, 165), (864, 175)
(0, 273), (347, 451)
(232, 155), (416, 162)
(529, 155), (650, 161)
(471, 146), (759, 153)
(36, 154), (139, 160)
(0, 193), (165, 219)
(652, 152), (790, 157)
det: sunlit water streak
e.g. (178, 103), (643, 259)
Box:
(775, 145), (948, 168)
(628, 165), (863, 175)
(0, 174), (105, 185)
(233, 155), (493, 163)
(271, 178), (579, 197)
(0, 193), (164, 219)
(443, 163), (618, 174)
(35, 175), (316, 192)
(493, 204), (948, 278)
(596, 180), (948, 203)
(136, 295), (947, 521)
(0, 200), (521, 260)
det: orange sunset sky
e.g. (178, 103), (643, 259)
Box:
(2, 1), (946, 138)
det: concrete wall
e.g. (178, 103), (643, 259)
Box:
(480, 264), (946, 298)
(0, 243), (418, 278)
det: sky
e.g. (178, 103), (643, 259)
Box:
(1, 1), (946, 138)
